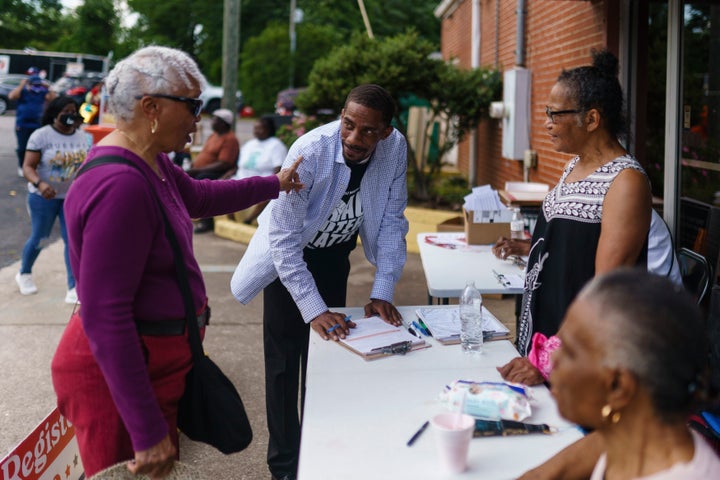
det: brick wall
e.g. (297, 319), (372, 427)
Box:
(438, 0), (612, 190)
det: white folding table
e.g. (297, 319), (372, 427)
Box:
(417, 232), (525, 303)
(297, 305), (584, 480)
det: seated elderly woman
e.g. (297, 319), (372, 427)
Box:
(523, 268), (720, 479)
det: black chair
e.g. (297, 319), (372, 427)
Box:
(677, 247), (713, 305)
(687, 285), (720, 456)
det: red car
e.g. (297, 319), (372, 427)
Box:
(50, 72), (105, 104)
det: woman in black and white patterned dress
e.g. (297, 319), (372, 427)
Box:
(497, 50), (652, 386)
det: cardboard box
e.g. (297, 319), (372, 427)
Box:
(463, 208), (510, 244)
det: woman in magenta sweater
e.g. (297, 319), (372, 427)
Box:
(51, 46), (302, 479)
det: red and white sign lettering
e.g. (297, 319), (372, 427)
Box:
(0, 408), (83, 480)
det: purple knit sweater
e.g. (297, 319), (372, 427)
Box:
(63, 146), (279, 451)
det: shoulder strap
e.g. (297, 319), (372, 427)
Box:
(76, 155), (205, 357)
(77, 155), (140, 177)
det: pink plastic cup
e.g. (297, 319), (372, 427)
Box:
(430, 412), (475, 473)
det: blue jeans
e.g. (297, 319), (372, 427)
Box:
(15, 126), (36, 168)
(21, 192), (75, 289)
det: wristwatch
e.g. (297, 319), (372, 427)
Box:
(32, 179), (41, 188)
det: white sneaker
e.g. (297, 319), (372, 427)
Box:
(15, 272), (38, 295)
(17, 167), (24, 178)
(65, 288), (79, 305)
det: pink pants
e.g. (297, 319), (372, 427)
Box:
(51, 312), (193, 477)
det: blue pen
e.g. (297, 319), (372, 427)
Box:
(411, 320), (429, 337)
(417, 318), (433, 337)
(327, 315), (352, 334)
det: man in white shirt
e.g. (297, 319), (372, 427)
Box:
(231, 84), (408, 480)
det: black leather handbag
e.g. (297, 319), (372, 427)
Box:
(80, 156), (253, 454)
(170, 221), (253, 454)
(175, 302), (253, 454)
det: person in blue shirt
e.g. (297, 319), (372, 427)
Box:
(9, 67), (56, 177)
(231, 84), (409, 480)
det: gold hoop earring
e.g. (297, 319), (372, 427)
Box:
(601, 404), (621, 424)
(151, 119), (158, 134)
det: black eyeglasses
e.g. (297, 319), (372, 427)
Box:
(545, 106), (582, 123)
(136, 94), (204, 117)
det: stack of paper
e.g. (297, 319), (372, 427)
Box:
(337, 316), (428, 360)
(415, 307), (510, 345)
(463, 185), (513, 223)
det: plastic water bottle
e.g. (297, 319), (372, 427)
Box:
(459, 281), (483, 354)
(510, 208), (525, 240)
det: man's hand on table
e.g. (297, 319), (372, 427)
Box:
(310, 311), (356, 341)
(364, 298), (403, 327)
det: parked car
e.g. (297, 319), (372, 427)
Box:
(51, 72), (105, 104)
(275, 87), (306, 116)
(274, 87), (333, 117)
(200, 84), (243, 114)
(0, 74), (29, 115)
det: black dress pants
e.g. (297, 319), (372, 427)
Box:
(263, 248), (351, 478)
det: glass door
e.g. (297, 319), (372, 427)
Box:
(679, 2), (720, 273)
(633, 1), (720, 277)
(680, 3), (719, 206)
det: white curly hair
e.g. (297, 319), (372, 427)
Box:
(105, 46), (207, 122)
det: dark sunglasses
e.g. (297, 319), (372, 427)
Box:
(545, 106), (582, 123)
(136, 93), (204, 117)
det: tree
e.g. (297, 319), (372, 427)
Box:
(239, 22), (340, 114)
(121, 0), (440, 84)
(0, 0), (65, 50)
(297, 30), (501, 201)
(53, 0), (118, 56)
(126, 0), (211, 58)
(298, 0), (439, 44)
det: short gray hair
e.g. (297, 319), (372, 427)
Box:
(105, 46), (207, 122)
(578, 268), (707, 422)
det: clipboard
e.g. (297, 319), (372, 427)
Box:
(336, 316), (429, 360)
(415, 307), (511, 345)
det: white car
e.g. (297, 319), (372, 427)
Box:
(200, 84), (243, 114)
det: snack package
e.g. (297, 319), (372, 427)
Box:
(440, 380), (533, 421)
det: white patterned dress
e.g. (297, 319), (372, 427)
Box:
(516, 155), (649, 355)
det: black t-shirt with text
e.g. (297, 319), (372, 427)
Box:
(306, 160), (369, 256)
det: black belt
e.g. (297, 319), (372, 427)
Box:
(136, 307), (211, 336)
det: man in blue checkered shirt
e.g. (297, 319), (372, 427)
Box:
(232, 84), (409, 480)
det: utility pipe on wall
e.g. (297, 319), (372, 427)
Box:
(516, 0), (527, 67)
(517, 0), (529, 181)
(469, 0), (481, 187)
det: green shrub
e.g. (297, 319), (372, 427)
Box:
(276, 115), (326, 148)
(430, 175), (468, 210)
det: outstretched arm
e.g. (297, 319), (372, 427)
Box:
(518, 431), (602, 479)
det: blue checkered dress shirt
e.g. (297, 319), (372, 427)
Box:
(231, 120), (409, 322)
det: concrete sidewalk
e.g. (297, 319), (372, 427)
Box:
(0, 232), (515, 478)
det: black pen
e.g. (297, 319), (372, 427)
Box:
(406, 420), (429, 446)
(402, 318), (420, 338)
(492, 269), (511, 287)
